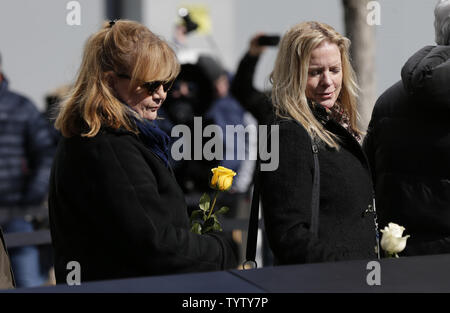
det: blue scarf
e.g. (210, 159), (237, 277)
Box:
(132, 116), (171, 168)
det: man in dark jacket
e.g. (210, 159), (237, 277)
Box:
(0, 53), (54, 286)
(363, 0), (450, 257)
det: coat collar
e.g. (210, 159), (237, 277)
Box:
(310, 102), (329, 125)
(309, 101), (370, 171)
(324, 119), (371, 172)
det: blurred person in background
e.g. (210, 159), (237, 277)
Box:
(158, 55), (256, 212)
(50, 20), (237, 283)
(363, 0), (450, 256)
(44, 84), (71, 147)
(259, 21), (377, 265)
(0, 52), (54, 287)
(200, 55), (257, 262)
(231, 34), (279, 265)
(167, 7), (257, 214)
(199, 55), (257, 210)
(158, 54), (257, 263)
(156, 59), (218, 209)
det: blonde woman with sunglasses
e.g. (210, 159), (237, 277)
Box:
(49, 20), (237, 283)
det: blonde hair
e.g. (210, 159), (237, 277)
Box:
(271, 21), (360, 149)
(55, 20), (180, 137)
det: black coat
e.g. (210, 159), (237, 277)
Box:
(49, 127), (237, 283)
(363, 46), (450, 256)
(260, 107), (377, 265)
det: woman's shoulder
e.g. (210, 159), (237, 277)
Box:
(272, 118), (311, 142)
(275, 117), (304, 128)
(59, 127), (140, 156)
(99, 126), (138, 143)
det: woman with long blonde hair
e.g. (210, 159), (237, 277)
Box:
(260, 21), (377, 264)
(49, 20), (236, 283)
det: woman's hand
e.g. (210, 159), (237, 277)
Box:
(248, 33), (268, 57)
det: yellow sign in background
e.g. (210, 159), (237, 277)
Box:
(179, 4), (212, 35)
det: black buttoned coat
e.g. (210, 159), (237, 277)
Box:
(261, 108), (377, 264)
(49, 127), (237, 283)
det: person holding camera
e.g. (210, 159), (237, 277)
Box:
(231, 33), (278, 126)
(258, 21), (377, 265)
(49, 20), (237, 283)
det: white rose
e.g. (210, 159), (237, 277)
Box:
(380, 223), (410, 256)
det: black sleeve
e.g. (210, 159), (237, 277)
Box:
(87, 136), (237, 272)
(363, 80), (404, 184)
(261, 121), (348, 264)
(362, 95), (384, 184)
(231, 53), (273, 124)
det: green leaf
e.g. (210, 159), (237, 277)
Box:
(199, 193), (210, 212)
(203, 221), (223, 234)
(202, 226), (214, 234)
(212, 221), (222, 232)
(190, 222), (202, 234)
(201, 219), (223, 234)
(215, 206), (229, 215)
(190, 209), (204, 221)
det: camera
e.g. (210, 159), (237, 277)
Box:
(178, 8), (198, 34)
(257, 35), (280, 46)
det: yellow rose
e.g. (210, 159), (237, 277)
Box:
(210, 166), (236, 191)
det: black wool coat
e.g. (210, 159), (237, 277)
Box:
(363, 46), (450, 256)
(49, 127), (237, 283)
(260, 108), (377, 265)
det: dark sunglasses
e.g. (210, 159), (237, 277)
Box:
(116, 73), (174, 94)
